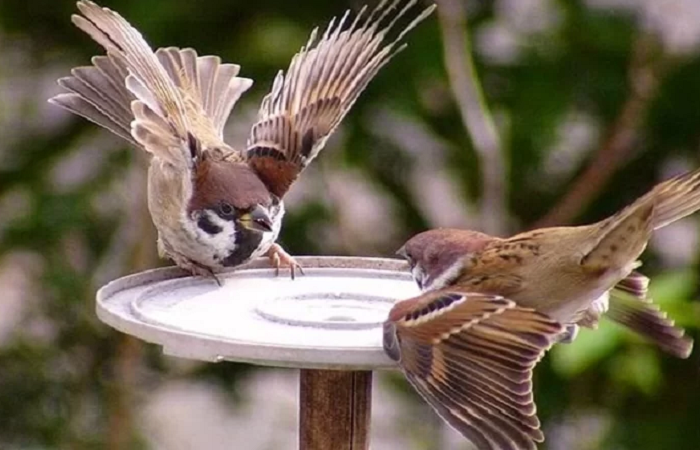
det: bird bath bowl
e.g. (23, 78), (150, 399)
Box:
(96, 256), (419, 450)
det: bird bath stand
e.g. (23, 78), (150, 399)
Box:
(96, 257), (419, 450)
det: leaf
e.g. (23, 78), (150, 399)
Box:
(608, 347), (662, 395)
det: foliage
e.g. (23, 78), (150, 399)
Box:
(0, 0), (699, 449)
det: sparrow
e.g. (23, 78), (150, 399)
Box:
(397, 169), (698, 358)
(383, 290), (564, 450)
(49, 0), (435, 281)
(385, 169), (699, 449)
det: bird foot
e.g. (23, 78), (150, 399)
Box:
(190, 263), (222, 286)
(171, 254), (222, 286)
(558, 324), (580, 344)
(267, 243), (304, 280)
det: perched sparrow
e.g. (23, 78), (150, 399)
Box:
(398, 169), (698, 358)
(50, 0), (434, 281)
(384, 290), (563, 450)
(385, 169), (699, 449)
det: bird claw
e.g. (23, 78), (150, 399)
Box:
(267, 244), (304, 280)
(172, 255), (222, 286)
(191, 264), (222, 286)
(558, 324), (580, 344)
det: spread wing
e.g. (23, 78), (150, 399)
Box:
(245, 0), (435, 197)
(384, 290), (563, 450)
(49, 1), (252, 168)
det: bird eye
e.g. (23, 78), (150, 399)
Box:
(218, 202), (235, 217)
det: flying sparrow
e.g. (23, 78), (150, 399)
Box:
(384, 290), (563, 450)
(385, 169), (699, 449)
(397, 169), (698, 358)
(49, 0), (434, 281)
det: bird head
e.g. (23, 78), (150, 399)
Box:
(397, 228), (493, 292)
(187, 158), (279, 261)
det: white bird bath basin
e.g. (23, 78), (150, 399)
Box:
(96, 256), (419, 450)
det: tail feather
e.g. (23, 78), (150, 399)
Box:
(614, 269), (649, 298)
(647, 169), (700, 229)
(609, 287), (693, 358)
(591, 169), (700, 247)
(582, 170), (700, 358)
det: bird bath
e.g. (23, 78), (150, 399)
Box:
(96, 256), (419, 450)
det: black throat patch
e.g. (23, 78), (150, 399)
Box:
(220, 227), (264, 267)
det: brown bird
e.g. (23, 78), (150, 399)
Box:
(385, 169), (698, 449)
(49, 0), (434, 281)
(397, 169), (697, 358)
(383, 290), (563, 450)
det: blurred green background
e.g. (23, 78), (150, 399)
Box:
(1, 0), (699, 449)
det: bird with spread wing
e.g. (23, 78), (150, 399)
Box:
(50, 0), (435, 281)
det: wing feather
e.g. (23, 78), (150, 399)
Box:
(51, 55), (135, 145)
(246, 0), (435, 197)
(384, 290), (563, 450)
(49, 1), (252, 166)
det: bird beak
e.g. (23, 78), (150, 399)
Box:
(239, 205), (273, 233)
(395, 245), (407, 259)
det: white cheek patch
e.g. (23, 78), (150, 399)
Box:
(177, 210), (238, 267)
(423, 258), (465, 292)
(198, 211), (238, 257)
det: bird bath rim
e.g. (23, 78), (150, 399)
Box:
(96, 256), (417, 370)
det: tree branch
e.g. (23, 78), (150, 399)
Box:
(436, 0), (507, 235)
(532, 35), (664, 229)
